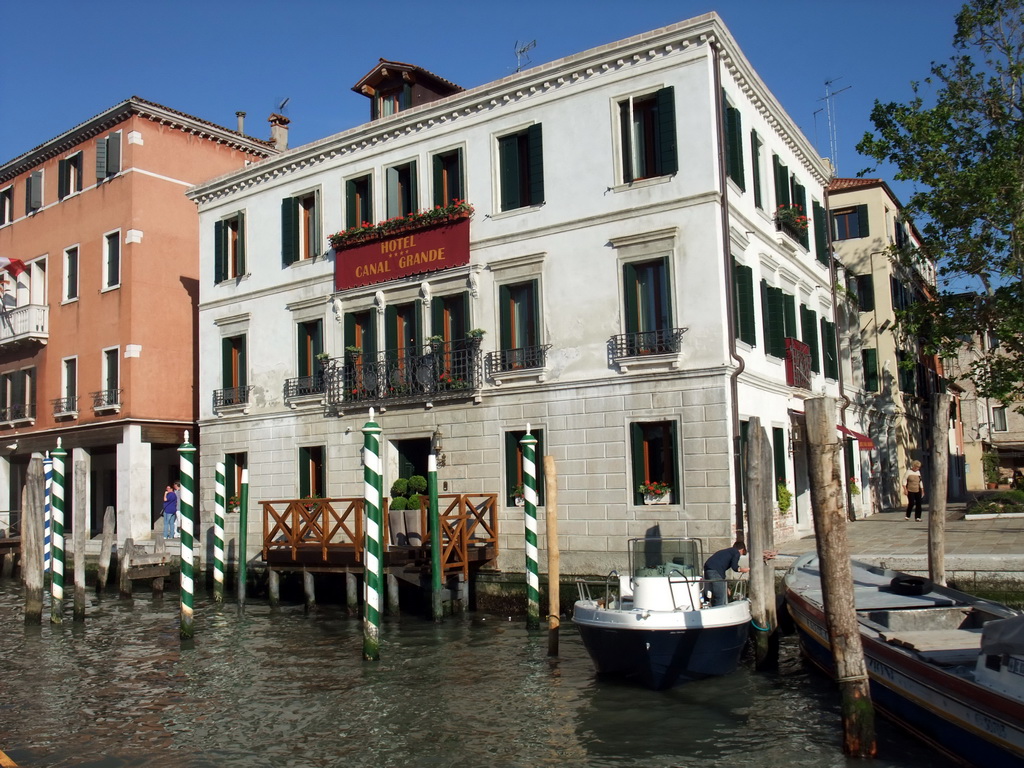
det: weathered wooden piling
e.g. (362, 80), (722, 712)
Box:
(745, 417), (778, 668)
(544, 455), (559, 657)
(152, 534), (166, 598)
(73, 461), (87, 622)
(119, 538), (134, 598)
(346, 571), (358, 616)
(96, 506), (116, 594)
(304, 569), (316, 613)
(22, 456), (45, 624)
(806, 396), (876, 758)
(268, 569), (280, 607)
(929, 392), (951, 587)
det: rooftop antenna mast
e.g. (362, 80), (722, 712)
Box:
(819, 78), (851, 176)
(515, 40), (536, 73)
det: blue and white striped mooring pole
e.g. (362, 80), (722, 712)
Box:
(520, 426), (540, 630)
(43, 453), (52, 578)
(362, 408), (384, 660)
(178, 432), (196, 639)
(50, 440), (67, 624)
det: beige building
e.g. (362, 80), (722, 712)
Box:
(829, 178), (965, 509)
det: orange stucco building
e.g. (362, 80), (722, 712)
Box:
(0, 97), (276, 542)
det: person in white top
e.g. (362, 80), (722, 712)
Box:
(903, 460), (924, 521)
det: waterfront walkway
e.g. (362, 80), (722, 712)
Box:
(775, 503), (1024, 574)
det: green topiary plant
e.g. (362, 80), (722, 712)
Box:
(406, 494), (422, 510)
(407, 475), (427, 495)
(390, 477), (409, 498)
(389, 496), (408, 511)
(777, 480), (793, 514)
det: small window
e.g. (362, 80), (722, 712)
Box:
(812, 200), (828, 264)
(58, 153), (83, 199)
(282, 190), (321, 266)
(215, 212), (246, 282)
(499, 281), (539, 357)
(856, 275), (875, 312)
(25, 171), (43, 214)
(103, 231), (120, 289)
(222, 335), (247, 389)
(386, 161), (418, 218)
(432, 148), (465, 207)
(505, 429), (545, 506)
(800, 305), (820, 374)
(225, 452), (247, 506)
(862, 348), (879, 392)
(498, 125), (544, 211)
(624, 259), (671, 336)
(63, 357), (78, 399)
(299, 445), (325, 498)
(64, 246), (79, 301)
(618, 88), (677, 183)
(831, 205), (870, 241)
(722, 93), (744, 189)
(103, 347), (120, 392)
(297, 319), (324, 378)
(630, 421), (678, 505)
(750, 131), (764, 209)
(96, 132), (122, 180)
(993, 406), (1008, 433)
(0, 186), (12, 225)
(760, 281), (795, 359)
(346, 175), (373, 230)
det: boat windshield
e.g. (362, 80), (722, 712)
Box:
(629, 538), (702, 579)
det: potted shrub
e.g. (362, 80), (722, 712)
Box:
(983, 451), (1002, 489)
(390, 477), (409, 498)
(512, 483), (525, 506)
(407, 475), (427, 496)
(777, 480), (793, 514)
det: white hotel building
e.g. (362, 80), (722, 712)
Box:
(188, 13), (844, 576)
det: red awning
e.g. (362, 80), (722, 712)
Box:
(837, 424), (875, 450)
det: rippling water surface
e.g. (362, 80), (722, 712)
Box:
(0, 580), (956, 768)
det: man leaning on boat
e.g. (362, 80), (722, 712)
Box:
(703, 541), (750, 606)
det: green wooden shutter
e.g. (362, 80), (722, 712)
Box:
(281, 196), (298, 266)
(498, 134), (519, 211)
(237, 338), (247, 388)
(106, 134), (121, 174)
(58, 158), (69, 199)
(385, 305), (398, 352)
(504, 430), (519, 504)
(344, 313), (357, 350)
(844, 440), (856, 486)
(772, 155), (789, 205)
(813, 201), (828, 263)
(624, 263), (639, 336)
(214, 220), (227, 283)
(793, 182), (808, 247)
(801, 305), (820, 374)
(527, 124), (544, 206)
(764, 285), (785, 357)
(297, 323), (310, 376)
(312, 190), (322, 256)
(222, 338), (233, 389)
(236, 212), (246, 275)
(619, 100), (634, 183)
(863, 348), (878, 391)
(760, 279), (772, 356)
(498, 284), (513, 349)
(723, 96), (744, 189)
(857, 275), (875, 312)
(856, 204), (870, 237)
(346, 179), (358, 228)
(733, 261), (755, 345)
(630, 422), (646, 505)
(773, 426), (787, 486)
(432, 153), (445, 208)
(299, 447), (311, 498)
(821, 319), (838, 379)
(96, 137), (108, 179)
(655, 86), (677, 176)
(407, 161), (419, 213)
(750, 131), (762, 209)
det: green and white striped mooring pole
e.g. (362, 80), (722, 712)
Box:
(178, 432), (196, 639)
(521, 426), (540, 630)
(50, 439), (67, 625)
(362, 408), (384, 660)
(213, 461), (226, 603)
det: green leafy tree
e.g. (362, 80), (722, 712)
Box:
(858, 0), (1024, 405)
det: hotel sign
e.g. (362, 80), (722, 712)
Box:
(334, 218), (470, 291)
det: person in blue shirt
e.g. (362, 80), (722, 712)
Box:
(162, 485), (177, 539)
(703, 541), (749, 606)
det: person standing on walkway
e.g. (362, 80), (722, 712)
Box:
(162, 485), (178, 539)
(903, 460), (924, 521)
(703, 540), (749, 606)
(173, 481), (182, 537)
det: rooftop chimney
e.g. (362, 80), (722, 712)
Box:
(236, 111), (246, 135)
(268, 113), (290, 151)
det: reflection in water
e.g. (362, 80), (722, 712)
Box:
(0, 582), (955, 768)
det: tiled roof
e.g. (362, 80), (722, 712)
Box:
(829, 177), (882, 191)
(351, 58), (464, 95)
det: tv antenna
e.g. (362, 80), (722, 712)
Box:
(515, 40), (536, 72)
(818, 78), (851, 176)
(276, 97), (291, 114)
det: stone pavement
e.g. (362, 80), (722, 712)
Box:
(773, 503), (1024, 575)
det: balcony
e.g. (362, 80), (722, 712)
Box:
(0, 304), (48, 348)
(213, 385), (253, 414)
(608, 327), (687, 363)
(784, 337), (812, 389)
(51, 396), (79, 419)
(485, 344), (551, 385)
(284, 373), (326, 400)
(91, 388), (122, 414)
(324, 341), (482, 409)
(0, 402), (36, 425)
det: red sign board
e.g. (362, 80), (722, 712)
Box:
(334, 218), (470, 291)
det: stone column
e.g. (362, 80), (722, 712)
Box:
(117, 424), (152, 542)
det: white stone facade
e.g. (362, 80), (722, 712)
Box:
(189, 13), (836, 575)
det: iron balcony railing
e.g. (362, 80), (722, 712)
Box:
(213, 385), (253, 411)
(51, 396), (79, 416)
(608, 327), (687, 360)
(284, 373), (326, 399)
(485, 344), (551, 376)
(0, 403), (35, 422)
(784, 337), (812, 389)
(91, 388), (122, 409)
(325, 340), (482, 408)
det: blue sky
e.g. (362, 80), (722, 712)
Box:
(2, 1), (959, 203)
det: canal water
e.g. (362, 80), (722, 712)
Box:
(0, 581), (956, 768)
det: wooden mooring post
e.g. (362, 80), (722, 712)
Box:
(95, 507), (116, 595)
(545, 455), (560, 657)
(73, 461), (87, 622)
(806, 396), (876, 758)
(929, 392), (951, 587)
(22, 455), (45, 624)
(745, 417), (778, 668)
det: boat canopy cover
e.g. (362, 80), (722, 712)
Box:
(981, 615), (1024, 656)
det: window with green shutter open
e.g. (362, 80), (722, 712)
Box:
(619, 88), (677, 184)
